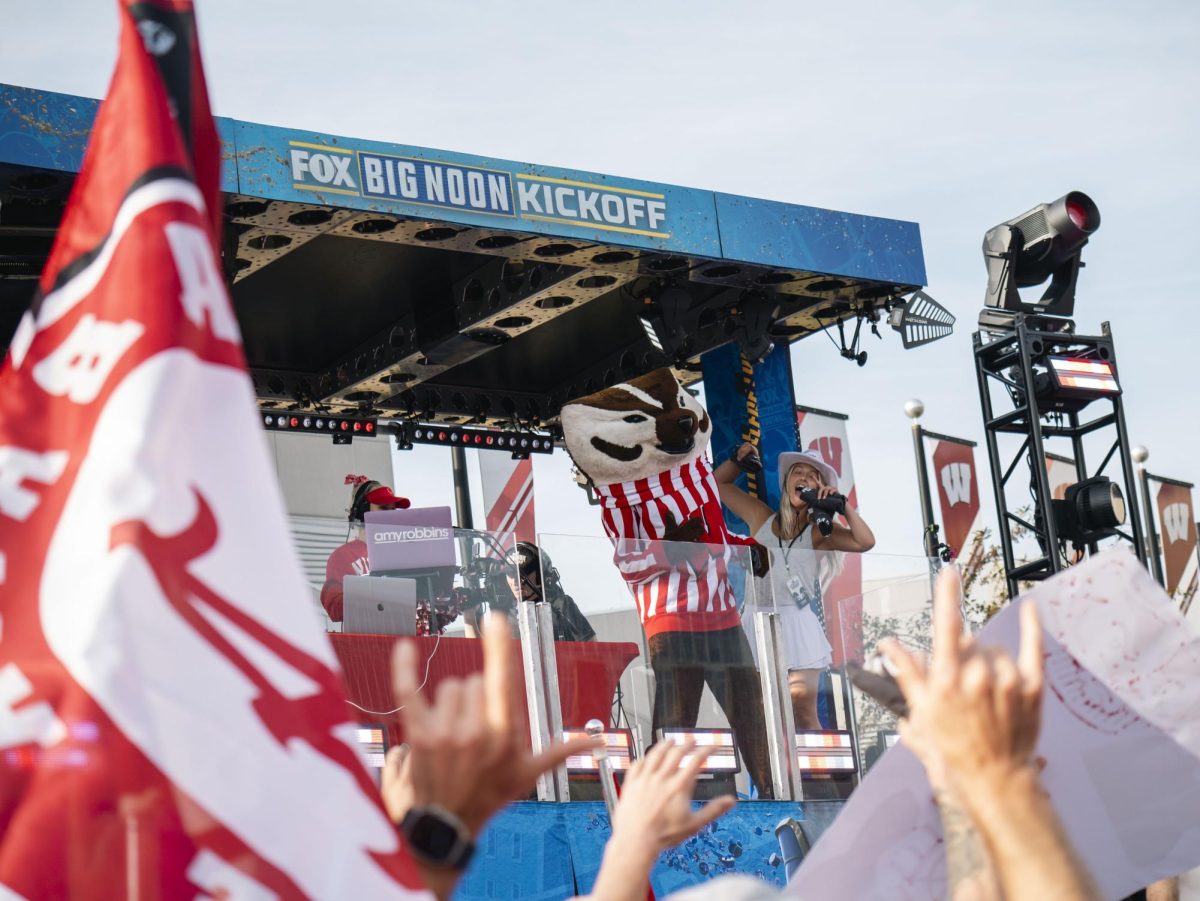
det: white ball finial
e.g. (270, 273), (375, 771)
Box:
(1131, 445), (1149, 464)
(584, 718), (604, 738)
(904, 399), (925, 420)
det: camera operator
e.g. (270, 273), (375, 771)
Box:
(715, 446), (875, 729)
(508, 541), (596, 643)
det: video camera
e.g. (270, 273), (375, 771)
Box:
(458, 556), (517, 614)
(797, 487), (848, 538)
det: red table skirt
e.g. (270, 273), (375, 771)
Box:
(330, 634), (639, 746)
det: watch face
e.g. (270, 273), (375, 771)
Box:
(408, 812), (460, 860)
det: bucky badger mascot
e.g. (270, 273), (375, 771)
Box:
(561, 368), (774, 797)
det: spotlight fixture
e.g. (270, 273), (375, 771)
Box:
(638, 313), (665, 355)
(637, 286), (693, 362)
(981, 191), (1100, 328)
(734, 291), (781, 365)
(393, 422), (555, 458)
(656, 729), (741, 773)
(1033, 354), (1121, 413)
(261, 413), (376, 444)
(888, 290), (956, 349)
(561, 728), (634, 774)
(1053, 475), (1126, 544)
(795, 731), (858, 775)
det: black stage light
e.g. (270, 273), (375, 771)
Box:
(981, 191), (1100, 327)
(795, 730), (858, 775)
(402, 423), (554, 456)
(638, 287), (693, 362)
(734, 291), (781, 364)
(262, 412), (376, 444)
(1033, 354), (1120, 413)
(1053, 475), (1126, 544)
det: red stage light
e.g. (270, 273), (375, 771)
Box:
(485, 435), (495, 445)
(438, 431), (448, 442)
(474, 434), (483, 445)
(1066, 199), (1089, 230)
(353, 422), (362, 432)
(339, 421), (349, 431)
(289, 417), (300, 428)
(365, 422), (375, 434)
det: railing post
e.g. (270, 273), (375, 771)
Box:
(536, 601), (570, 800)
(517, 600), (557, 801)
(754, 608), (801, 801)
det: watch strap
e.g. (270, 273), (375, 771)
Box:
(400, 805), (476, 870)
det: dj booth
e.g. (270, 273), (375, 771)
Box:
(330, 633), (640, 747)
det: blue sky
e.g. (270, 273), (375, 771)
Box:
(4, 0), (1197, 560)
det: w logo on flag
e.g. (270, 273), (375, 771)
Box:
(1163, 503), (1191, 544)
(807, 436), (843, 478)
(941, 463), (973, 506)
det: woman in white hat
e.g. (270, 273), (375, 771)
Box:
(715, 445), (875, 730)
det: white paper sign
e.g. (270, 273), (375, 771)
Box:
(791, 549), (1200, 900)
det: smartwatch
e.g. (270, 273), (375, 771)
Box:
(400, 805), (476, 870)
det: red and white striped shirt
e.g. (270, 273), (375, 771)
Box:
(594, 456), (752, 637)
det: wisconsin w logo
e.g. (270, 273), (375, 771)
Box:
(807, 436), (843, 478)
(941, 463), (972, 506)
(1162, 503), (1191, 544)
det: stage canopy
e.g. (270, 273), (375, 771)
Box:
(0, 84), (927, 429)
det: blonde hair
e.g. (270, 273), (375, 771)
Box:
(776, 462), (825, 540)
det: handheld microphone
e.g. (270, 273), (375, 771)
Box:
(796, 487), (847, 537)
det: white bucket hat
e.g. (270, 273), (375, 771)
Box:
(777, 448), (838, 491)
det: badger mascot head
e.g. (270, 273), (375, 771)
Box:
(560, 368), (711, 487)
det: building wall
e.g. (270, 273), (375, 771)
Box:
(265, 430), (393, 518)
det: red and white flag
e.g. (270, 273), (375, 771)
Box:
(0, 3), (426, 897)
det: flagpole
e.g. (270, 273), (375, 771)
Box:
(904, 400), (939, 561)
(1132, 447), (1165, 586)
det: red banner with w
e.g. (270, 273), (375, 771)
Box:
(0, 3), (425, 897)
(931, 438), (981, 559)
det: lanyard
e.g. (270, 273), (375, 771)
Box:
(777, 522), (809, 570)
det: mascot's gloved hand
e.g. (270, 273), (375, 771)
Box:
(660, 512), (713, 566)
(749, 541), (771, 578)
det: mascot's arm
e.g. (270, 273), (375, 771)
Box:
(723, 531), (771, 578)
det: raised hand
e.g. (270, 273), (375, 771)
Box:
(588, 738), (737, 900)
(879, 567), (1044, 791)
(388, 616), (596, 835)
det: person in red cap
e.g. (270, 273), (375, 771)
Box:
(320, 474), (410, 624)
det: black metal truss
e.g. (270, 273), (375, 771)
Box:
(973, 318), (1147, 598)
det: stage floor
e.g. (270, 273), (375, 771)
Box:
(454, 799), (849, 899)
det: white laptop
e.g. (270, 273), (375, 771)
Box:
(342, 575), (418, 636)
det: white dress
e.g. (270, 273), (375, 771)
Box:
(740, 515), (834, 671)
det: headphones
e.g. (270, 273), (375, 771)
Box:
(514, 541), (564, 599)
(348, 479), (384, 524)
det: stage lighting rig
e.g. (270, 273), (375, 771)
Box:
(262, 412), (376, 444)
(637, 286), (693, 363)
(980, 191), (1100, 330)
(972, 190), (1146, 597)
(389, 421), (555, 459)
(1032, 354), (1120, 413)
(1053, 476), (1127, 545)
(733, 291), (782, 365)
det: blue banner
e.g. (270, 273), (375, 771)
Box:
(702, 341), (798, 535)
